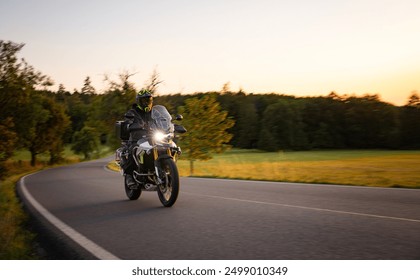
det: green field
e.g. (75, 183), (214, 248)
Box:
(175, 149), (420, 188)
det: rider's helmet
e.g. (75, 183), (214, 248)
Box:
(136, 89), (153, 112)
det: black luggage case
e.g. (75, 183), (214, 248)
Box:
(115, 121), (129, 140)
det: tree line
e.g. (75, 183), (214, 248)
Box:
(157, 90), (420, 152)
(1, 40), (419, 178)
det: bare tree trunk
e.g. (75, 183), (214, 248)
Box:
(30, 148), (37, 166)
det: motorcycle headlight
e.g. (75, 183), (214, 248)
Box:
(154, 131), (172, 143)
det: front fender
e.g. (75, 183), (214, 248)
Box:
(157, 154), (173, 161)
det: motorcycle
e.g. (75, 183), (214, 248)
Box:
(115, 105), (186, 207)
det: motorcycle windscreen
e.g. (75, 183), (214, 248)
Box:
(151, 105), (174, 133)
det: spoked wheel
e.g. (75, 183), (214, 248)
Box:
(124, 176), (142, 200)
(157, 158), (179, 207)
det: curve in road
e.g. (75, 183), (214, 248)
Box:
(17, 157), (420, 260)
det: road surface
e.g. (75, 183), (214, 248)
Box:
(17, 157), (420, 260)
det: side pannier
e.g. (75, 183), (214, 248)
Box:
(115, 120), (130, 141)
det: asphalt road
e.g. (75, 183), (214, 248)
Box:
(17, 157), (420, 260)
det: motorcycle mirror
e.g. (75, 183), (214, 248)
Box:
(174, 124), (187, 133)
(175, 114), (183, 121)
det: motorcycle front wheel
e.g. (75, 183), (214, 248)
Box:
(124, 176), (142, 200)
(157, 158), (179, 207)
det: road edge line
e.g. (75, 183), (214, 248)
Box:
(18, 174), (120, 260)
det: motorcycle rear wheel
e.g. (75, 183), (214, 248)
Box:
(157, 158), (179, 207)
(124, 176), (142, 200)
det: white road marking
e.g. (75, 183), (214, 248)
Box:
(184, 192), (420, 224)
(20, 175), (120, 260)
(184, 177), (420, 191)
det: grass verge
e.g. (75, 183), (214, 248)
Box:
(0, 145), (112, 259)
(0, 171), (39, 259)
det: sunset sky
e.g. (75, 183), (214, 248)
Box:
(1, 0), (420, 105)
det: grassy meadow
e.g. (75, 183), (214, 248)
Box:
(175, 149), (420, 188)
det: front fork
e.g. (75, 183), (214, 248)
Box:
(153, 147), (172, 185)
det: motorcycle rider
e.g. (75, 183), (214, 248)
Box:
(122, 89), (154, 189)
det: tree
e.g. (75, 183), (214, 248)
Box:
(1, 40), (63, 166)
(400, 92), (420, 148)
(221, 82), (231, 94)
(0, 41), (53, 96)
(302, 97), (346, 148)
(406, 92), (420, 108)
(81, 76), (96, 95)
(47, 97), (71, 164)
(343, 95), (399, 148)
(71, 126), (100, 159)
(88, 71), (137, 148)
(0, 118), (17, 178)
(218, 92), (259, 149)
(258, 100), (308, 151)
(144, 68), (163, 94)
(1, 41), (29, 133)
(103, 70), (136, 94)
(178, 94), (235, 175)
(257, 128), (278, 151)
(88, 69), (164, 149)
(22, 93), (70, 166)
